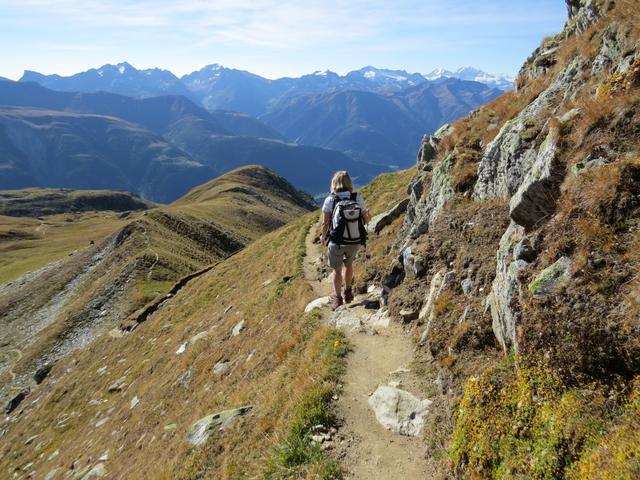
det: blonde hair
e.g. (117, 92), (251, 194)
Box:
(330, 171), (353, 193)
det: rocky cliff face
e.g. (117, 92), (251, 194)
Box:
(387, 0), (640, 477)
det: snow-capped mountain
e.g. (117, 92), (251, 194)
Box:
(425, 67), (514, 91)
(20, 62), (196, 100)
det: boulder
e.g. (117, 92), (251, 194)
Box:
(304, 296), (332, 313)
(367, 385), (432, 436)
(186, 406), (254, 446)
(399, 308), (419, 322)
(231, 320), (245, 337)
(367, 198), (410, 234)
(107, 377), (126, 393)
(4, 388), (30, 414)
(34, 362), (53, 384)
(509, 131), (561, 229)
(213, 361), (229, 375)
(189, 331), (209, 345)
(528, 256), (572, 298)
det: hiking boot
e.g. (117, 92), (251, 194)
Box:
(344, 287), (354, 304)
(332, 295), (344, 310)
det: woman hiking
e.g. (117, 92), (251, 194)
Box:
(320, 171), (371, 310)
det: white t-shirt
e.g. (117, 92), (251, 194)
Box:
(322, 191), (368, 214)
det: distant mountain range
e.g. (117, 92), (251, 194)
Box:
(0, 81), (387, 201)
(424, 67), (515, 91)
(14, 63), (505, 168)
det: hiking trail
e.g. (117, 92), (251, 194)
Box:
(303, 223), (430, 479)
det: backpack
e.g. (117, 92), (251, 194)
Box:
(329, 192), (367, 246)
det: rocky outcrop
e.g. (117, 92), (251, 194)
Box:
(528, 256), (572, 298)
(419, 269), (456, 346)
(486, 223), (528, 353)
(509, 130), (561, 229)
(566, 0), (602, 35)
(368, 198), (410, 234)
(474, 56), (586, 202)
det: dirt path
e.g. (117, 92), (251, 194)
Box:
(303, 224), (429, 479)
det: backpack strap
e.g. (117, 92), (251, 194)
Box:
(350, 191), (357, 201)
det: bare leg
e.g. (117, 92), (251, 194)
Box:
(344, 264), (354, 290)
(333, 268), (343, 297)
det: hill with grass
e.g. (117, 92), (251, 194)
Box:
(0, 188), (154, 217)
(0, 166), (315, 426)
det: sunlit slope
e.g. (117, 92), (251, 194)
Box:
(0, 213), (344, 479)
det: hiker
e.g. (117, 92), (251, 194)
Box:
(320, 171), (370, 310)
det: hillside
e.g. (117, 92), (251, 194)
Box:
(0, 106), (212, 203)
(0, 188), (153, 217)
(0, 166), (315, 424)
(260, 79), (502, 167)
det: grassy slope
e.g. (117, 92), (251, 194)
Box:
(0, 211), (138, 284)
(0, 213), (347, 479)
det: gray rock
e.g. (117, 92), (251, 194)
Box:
(5, 388), (30, 414)
(399, 308), (419, 322)
(176, 369), (192, 390)
(406, 152), (456, 239)
(419, 270), (456, 345)
(81, 463), (106, 479)
(130, 396), (139, 409)
(461, 278), (475, 297)
(566, 0), (602, 35)
(416, 136), (437, 172)
(401, 247), (426, 278)
(34, 362), (53, 384)
(513, 236), (537, 262)
(107, 377), (126, 393)
(433, 123), (455, 140)
(213, 361), (229, 375)
(487, 223), (528, 353)
(186, 406), (254, 446)
(189, 331), (209, 345)
(304, 296), (332, 313)
(367, 385), (432, 436)
(44, 468), (60, 480)
(509, 131), (561, 229)
(368, 198), (410, 234)
(529, 256), (572, 298)
(231, 320), (245, 337)
(474, 56), (586, 202)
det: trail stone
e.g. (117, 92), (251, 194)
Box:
(186, 405), (254, 446)
(366, 309), (391, 328)
(304, 296), (332, 313)
(231, 320), (245, 336)
(331, 310), (361, 329)
(367, 385), (432, 436)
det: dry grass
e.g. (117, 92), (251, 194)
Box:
(0, 213), (350, 479)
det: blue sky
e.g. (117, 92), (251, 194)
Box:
(0, 0), (567, 80)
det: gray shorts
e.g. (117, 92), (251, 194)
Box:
(327, 242), (360, 269)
